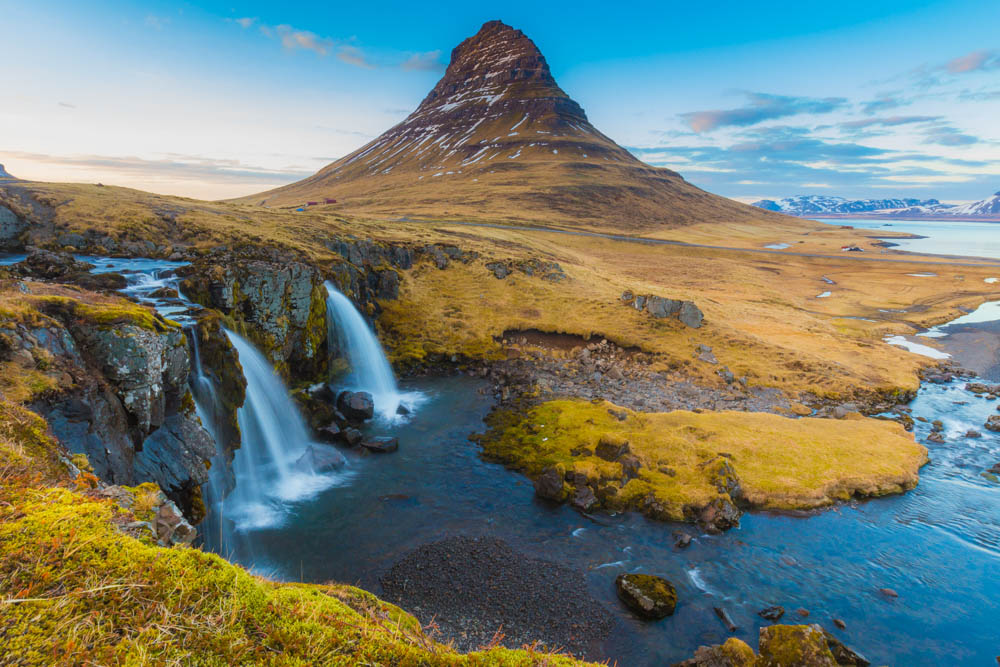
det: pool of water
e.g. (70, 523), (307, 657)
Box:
(818, 218), (1000, 260)
(219, 374), (1000, 666)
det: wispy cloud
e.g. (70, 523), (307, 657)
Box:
(263, 24), (336, 57)
(233, 17), (256, 29)
(401, 50), (444, 72)
(922, 123), (979, 146)
(57, 102), (76, 109)
(838, 115), (940, 131)
(0, 150), (311, 184)
(144, 15), (170, 30)
(946, 49), (1000, 74)
(860, 94), (906, 115)
(680, 92), (848, 133)
(337, 45), (374, 69)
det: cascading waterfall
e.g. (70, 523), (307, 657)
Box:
(222, 330), (344, 532)
(324, 281), (416, 419)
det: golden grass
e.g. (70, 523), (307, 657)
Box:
(478, 399), (927, 520)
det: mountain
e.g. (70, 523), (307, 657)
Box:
(751, 195), (944, 215)
(245, 21), (778, 231)
(752, 192), (1000, 221)
(0, 164), (16, 180)
(949, 191), (1000, 216)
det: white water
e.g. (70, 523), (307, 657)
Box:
(223, 330), (346, 532)
(324, 282), (419, 420)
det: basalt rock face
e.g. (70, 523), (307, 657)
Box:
(246, 21), (779, 231)
(178, 251), (328, 382)
(6, 294), (215, 521)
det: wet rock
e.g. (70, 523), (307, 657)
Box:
(672, 639), (757, 667)
(11, 248), (95, 279)
(340, 427), (363, 447)
(795, 608), (810, 617)
(927, 432), (945, 443)
(294, 444), (346, 472)
(534, 466), (568, 501)
(988, 463), (1000, 474)
(595, 433), (630, 461)
(985, 415), (1000, 432)
(396, 403), (410, 415)
(337, 390), (375, 422)
(615, 573), (677, 619)
(317, 422), (342, 442)
(714, 606), (738, 632)
(758, 624), (837, 666)
(673, 531), (693, 548)
(878, 587), (899, 599)
(570, 485), (598, 511)
(360, 436), (399, 454)
(832, 618), (847, 630)
(823, 629), (870, 666)
(965, 429), (982, 438)
(698, 497), (741, 532)
(758, 605), (785, 621)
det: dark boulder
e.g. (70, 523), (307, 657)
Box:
(534, 466), (568, 501)
(985, 415), (1000, 432)
(822, 630), (870, 666)
(595, 433), (630, 461)
(570, 485), (598, 511)
(615, 573), (677, 619)
(340, 427), (363, 447)
(317, 422), (342, 442)
(337, 390), (375, 422)
(758, 605), (785, 621)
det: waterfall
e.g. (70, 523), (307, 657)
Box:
(221, 330), (345, 533)
(324, 282), (412, 419)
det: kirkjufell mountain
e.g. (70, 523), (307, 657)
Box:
(248, 21), (777, 230)
(0, 164), (16, 180)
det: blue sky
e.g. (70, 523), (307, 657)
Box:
(1, 0), (998, 202)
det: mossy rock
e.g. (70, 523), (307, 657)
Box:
(757, 624), (838, 666)
(615, 573), (677, 619)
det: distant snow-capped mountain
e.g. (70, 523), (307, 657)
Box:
(752, 191), (1000, 220)
(751, 195), (943, 215)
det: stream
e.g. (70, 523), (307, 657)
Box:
(3, 252), (999, 665)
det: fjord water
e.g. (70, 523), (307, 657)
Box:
(819, 218), (1000, 259)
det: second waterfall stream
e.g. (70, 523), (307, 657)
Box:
(324, 281), (419, 420)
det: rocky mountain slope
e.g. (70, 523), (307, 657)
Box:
(753, 191), (1000, 220)
(0, 163), (16, 180)
(245, 21), (780, 231)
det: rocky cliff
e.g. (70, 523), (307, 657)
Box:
(0, 277), (216, 521)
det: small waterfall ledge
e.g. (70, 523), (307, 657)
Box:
(324, 281), (421, 420)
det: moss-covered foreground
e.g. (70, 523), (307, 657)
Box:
(476, 399), (927, 523)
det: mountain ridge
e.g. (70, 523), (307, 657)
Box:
(243, 21), (780, 231)
(753, 191), (1000, 221)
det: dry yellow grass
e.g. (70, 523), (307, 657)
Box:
(478, 398), (927, 520)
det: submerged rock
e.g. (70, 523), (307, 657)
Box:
(984, 415), (1000, 432)
(615, 573), (677, 619)
(758, 605), (786, 621)
(294, 444), (346, 472)
(360, 436), (399, 453)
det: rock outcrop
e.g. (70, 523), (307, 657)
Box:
(674, 624), (870, 667)
(3, 284), (217, 521)
(622, 291), (704, 328)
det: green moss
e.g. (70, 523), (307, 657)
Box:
(0, 486), (595, 666)
(757, 624), (837, 666)
(474, 398), (927, 524)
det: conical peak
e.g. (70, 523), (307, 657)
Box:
(415, 20), (580, 119)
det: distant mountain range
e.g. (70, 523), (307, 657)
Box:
(752, 192), (1000, 221)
